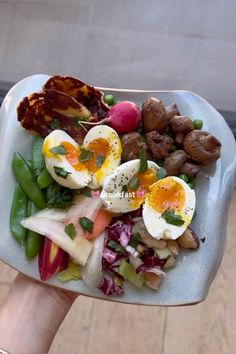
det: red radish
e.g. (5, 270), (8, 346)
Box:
(106, 101), (141, 134)
(78, 101), (142, 134)
(38, 238), (68, 281)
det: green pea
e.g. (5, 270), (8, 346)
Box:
(193, 119), (203, 130)
(178, 174), (189, 183)
(37, 168), (54, 189)
(12, 152), (46, 209)
(104, 94), (115, 106)
(10, 184), (28, 246)
(25, 202), (42, 260)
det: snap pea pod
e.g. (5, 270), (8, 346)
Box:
(32, 136), (44, 177)
(25, 202), (42, 260)
(12, 152), (46, 209)
(10, 183), (28, 246)
(37, 168), (53, 189)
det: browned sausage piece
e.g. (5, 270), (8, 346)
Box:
(184, 130), (221, 164)
(180, 161), (200, 178)
(164, 150), (188, 175)
(170, 115), (194, 133)
(142, 98), (168, 133)
(121, 132), (148, 161)
(145, 131), (174, 159)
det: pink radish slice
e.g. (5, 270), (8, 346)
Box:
(64, 194), (103, 236)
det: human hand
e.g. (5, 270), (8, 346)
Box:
(0, 273), (78, 353)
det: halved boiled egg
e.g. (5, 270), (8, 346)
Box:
(143, 176), (195, 240)
(101, 160), (159, 213)
(83, 125), (122, 188)
(42, 130), (91, 189)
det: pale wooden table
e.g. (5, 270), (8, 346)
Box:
(1, 192), (235, 354)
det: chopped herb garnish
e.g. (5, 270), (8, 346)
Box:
(96, 154), (105, 168)
(79, 149), (93, 162)
(50, 118), (60, 130)
(200, 237), (206, 244)
(122, 185), (128, 193)
(108, 240), (127, 255)
(46, 183), (74, 209)
(79, 217), (94, 233)
(161, 209), (185, 226)
(54, 166), (71, 179)
(129, 233), (141, 248)
(157, 167), (167, 180)
(139, 149), (148, 173)
(64, 223), (76, 240)
(128, 176), (139, 190)
(50, 145), (67, 155)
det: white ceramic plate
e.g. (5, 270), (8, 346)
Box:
(0, 74), (235, 306)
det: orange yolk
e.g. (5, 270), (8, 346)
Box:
(62, 139), (109, 173)
(148, 177), (185, 213)
(86, 138), (110, 173)
(129, 168), (158, 208)
(62, 141), (84, 171)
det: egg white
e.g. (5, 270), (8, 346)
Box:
(142, 176), (196, 240)
(83, 125), (122, 189)
(42, 130), (91, 189)
(101, 159), (159, 213)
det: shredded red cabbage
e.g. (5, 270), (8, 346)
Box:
(99, 276), (124, 296)
(103, 247), (118, 264)
(107, 220), (132, 246)
(140, 255), (166, 269)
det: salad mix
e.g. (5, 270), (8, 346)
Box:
(9, 75), (221, 296)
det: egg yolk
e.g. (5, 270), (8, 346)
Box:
(129, 168), (158, 208)
(85, 138), (110, 173)
(148, 177), (185, 213)
(62, 141), (85, 171)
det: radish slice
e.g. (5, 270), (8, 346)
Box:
(82, 231), (105, 289)
(65, 194), (103, 235)
(21, 216), (92, 266)
(36, 208), (69, 221)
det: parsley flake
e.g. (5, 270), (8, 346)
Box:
(64, 223), (76, 240)
(161, 209), (185, 226)
(79, 217), (94, 233)
(50, 145), (67, 155)
(54, 166), (71, 179)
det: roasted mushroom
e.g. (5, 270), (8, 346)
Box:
(170, 115), (194, 133)
(166, 102), (180, 120)
(121, 132), (148, 161)
(180, 161), (200, 178)
(145, 131), (174, 159)
(144, 272), (163, 290)
(175, 132), (185, 145)
(142, 98), (168, 133)
(177, 228), (200, 249)
(184, 130), (221, 165)
(164, 150), (188, 175)
(167, 240), (179, 257)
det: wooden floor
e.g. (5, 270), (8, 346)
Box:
(0, 192), (235, 354)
